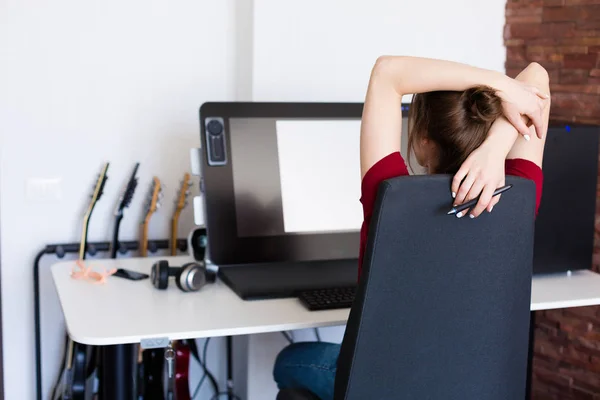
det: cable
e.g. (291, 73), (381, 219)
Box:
(50, 334), (69, 400)
(191, 338), (220, 399)
(314, 328), (322, 342)
(204, 338), (220, 397)
(185, 338), (220, 400)
(189, 338), (207, 399)
(226, 336), (233, 400)
(281, 331), (293, 344)
(188, 338), (200, 363)
(191, 368), (208, 399)
(209, 393), (243, 400)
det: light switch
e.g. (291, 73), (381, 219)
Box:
(193, 196), (205, 226)
(190, 148), (202, 176)
(26, 178), (62, 202)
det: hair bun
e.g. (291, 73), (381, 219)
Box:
(462, 86), (503, 124)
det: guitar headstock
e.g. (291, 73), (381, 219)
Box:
(90, 162), (109, 206)
(174, 173), (192, 216)
(115, 162), (139, 216)
(84, 162), (109, 215)
(170, 173), (193, 255)
(142, 176), (163, 221)
(80, 162), (109, 260)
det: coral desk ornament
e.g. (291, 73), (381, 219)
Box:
(71, 259), (116, 284)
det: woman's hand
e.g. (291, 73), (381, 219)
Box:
(451, 142), (506, 218)
(497, 78), (550, 139)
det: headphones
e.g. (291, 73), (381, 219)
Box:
(150, 260), (216, 292)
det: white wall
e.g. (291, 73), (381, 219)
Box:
(0, 0), (238, 398)
(0, 0), (507, 399)
(252, 0), (507, 102)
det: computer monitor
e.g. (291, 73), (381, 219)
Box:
(198, 103), (598, 275)
(532, 124), (599, 274)
(198, 102), (410, 266)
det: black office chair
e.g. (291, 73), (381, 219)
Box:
(278, 175), (536, 400)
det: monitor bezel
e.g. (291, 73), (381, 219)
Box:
(198, 102), (410, 266)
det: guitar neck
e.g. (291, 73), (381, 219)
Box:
(140, 176), (161, 257)
(66, 338), (74, 370)
(110, 214), (123, 259)
(78, 213), (92, 260)
(171, 173), (191, 256)
(170, 211), (182, 256)
(140, 215), (151, 257)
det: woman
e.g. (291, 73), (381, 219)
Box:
(273, 57), (551, 400)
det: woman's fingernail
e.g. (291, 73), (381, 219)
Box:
(452, 192), (456, 198)
(489, 206), (494, 212)
(524, 134), (531, 141)
(456, 212), (463, 218)
(469, 214), (475, 219)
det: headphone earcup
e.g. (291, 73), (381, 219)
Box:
(151, 260), (170, 290)
(178, 262), (207, 292)
(174, 267), (185, 292)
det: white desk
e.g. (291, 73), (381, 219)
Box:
(51, 256), (348, 346)
(51, 256), (600, 346)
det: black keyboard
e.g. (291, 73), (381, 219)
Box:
(298, 287), (356, 311)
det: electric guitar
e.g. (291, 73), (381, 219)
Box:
(171, 173), (194, 400)
(110, 162), (139, 259)
(173, 341), (191, 400)
(171, 172), (192, 256)
(140, 176), (162, 257)
(54, 162), (109, 400)
(138, 176), (164, 399)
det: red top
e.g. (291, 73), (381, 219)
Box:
(358, 152), (543, 277)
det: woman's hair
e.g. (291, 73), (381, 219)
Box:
(407, 85), (503, 174)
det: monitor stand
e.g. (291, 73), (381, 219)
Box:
(218, 259), (358, 300)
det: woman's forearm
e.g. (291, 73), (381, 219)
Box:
(374, 56), (511, 96)
(478, 62), (550, 162)
(482, 116), (521, 158)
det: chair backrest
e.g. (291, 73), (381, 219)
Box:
(334, 175), (536, 400)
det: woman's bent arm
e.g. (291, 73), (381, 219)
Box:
(360, 56), (512, 178)
(360, 56), (540, 178)
(451, 62), (551, 217)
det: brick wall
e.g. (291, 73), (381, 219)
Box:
(505, 1), (600, 399)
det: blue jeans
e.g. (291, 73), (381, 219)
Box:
(273, 342), (340, 400)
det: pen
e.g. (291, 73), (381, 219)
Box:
(447, 184), (513, 215)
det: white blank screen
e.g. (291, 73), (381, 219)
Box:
(276, 120), (363, 234)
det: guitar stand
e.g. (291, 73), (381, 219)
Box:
(33, 239), (188, 400)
